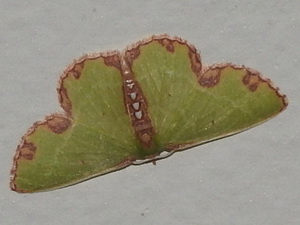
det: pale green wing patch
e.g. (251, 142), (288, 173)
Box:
(127, 36), (287, 151)
(11, 54), (140, 193)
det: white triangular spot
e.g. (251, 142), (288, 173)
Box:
(132, 102), (140, 110)
(127, 83), (134, 89)
(135, 111), (142, 119)
(129, 92), (137, 100)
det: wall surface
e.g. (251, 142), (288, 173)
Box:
(1, 1), (299, 224)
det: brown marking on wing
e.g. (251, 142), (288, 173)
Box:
(10, 114), (72, 192)
(157, 38), (175, 52)
(124, 47), (140, 66)
(57, 60), (84, 116)
(242, 68), (288, 111)
(242, 70), (261, 92)
(57, 52), (122, 117)
(17, 141), (37, 160)
(58, 86), (72, 116)
(125, 34), (194, 58)
(207, 64), (288, 111)
(198, 68), (221, 87)
(103, 53), (121, 70)
(45, 116), (71, 134)
(189, 50), (202, 74)
(68, 61), (85, 79)
(154, 35), (206, 85)
(186, 46), (222, 88)
(274, 90), (288, 112)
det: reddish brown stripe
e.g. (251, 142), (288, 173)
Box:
(120, 55), (155, 148)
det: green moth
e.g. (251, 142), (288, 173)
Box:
(10, 34), (288, 193)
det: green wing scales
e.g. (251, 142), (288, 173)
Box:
(129, 38), (286, 150)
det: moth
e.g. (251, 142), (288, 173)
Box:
(10, 34), (288, 193)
